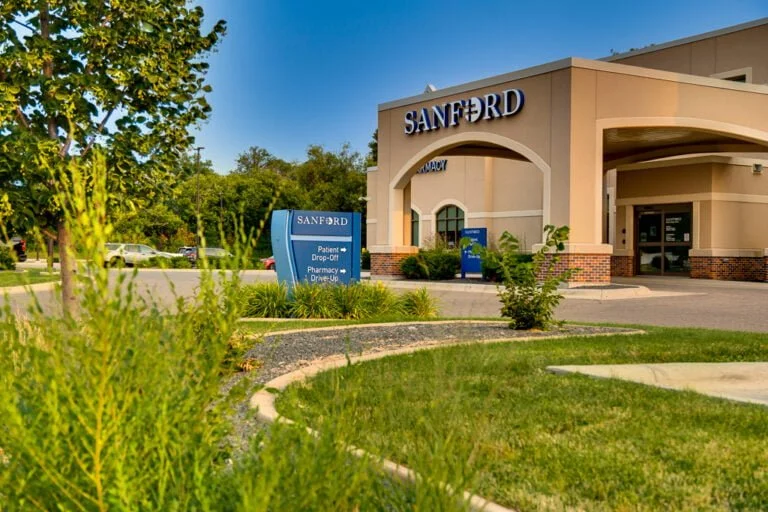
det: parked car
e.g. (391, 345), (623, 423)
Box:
(179, 246), (232, 265)
(105, 243), (176, 267)
(260, 255), (276, 270)
(8, 236), (27, 262)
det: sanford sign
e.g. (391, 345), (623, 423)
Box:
(404, 89), (524, 135)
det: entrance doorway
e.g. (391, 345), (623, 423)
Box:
(635, 204), (692, 276)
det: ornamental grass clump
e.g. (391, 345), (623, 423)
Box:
(241, 281), (290, 318)
(399, 287), (440, 318)
(289, 282), (338, 318)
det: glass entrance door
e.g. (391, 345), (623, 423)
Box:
(636, 205), (692, 276)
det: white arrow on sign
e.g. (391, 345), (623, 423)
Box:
(340, 247), (347, 252)
(340, 269), (347, 274)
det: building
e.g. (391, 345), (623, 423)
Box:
(366, 18), (768, 283)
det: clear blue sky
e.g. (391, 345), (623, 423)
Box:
(194, 0), (768, 173)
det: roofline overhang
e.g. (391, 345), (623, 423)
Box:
(601, 17), (768, 62)
(379, 56), (768, 112)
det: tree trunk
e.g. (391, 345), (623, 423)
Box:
(58, 220), (77, 316)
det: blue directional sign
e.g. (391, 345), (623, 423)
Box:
(271, 210), (361, 288)
(460, 227), (487, 278)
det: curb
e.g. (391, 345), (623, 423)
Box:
(250, 323), (645, 511)
(1, 281), (60, 295)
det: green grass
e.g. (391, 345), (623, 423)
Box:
(0, 269), (60, 288)
(277, 326), (768, 511)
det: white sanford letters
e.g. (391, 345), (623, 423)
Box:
(404, 88), (524, 135)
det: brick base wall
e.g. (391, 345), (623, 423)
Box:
(371, 253), (413, 277)
(611, 256), (635, 277)
(541, 253), (611, 284)
(690, 256), (767, 282)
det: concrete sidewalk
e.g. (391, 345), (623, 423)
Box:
(548, 363), (768, 407)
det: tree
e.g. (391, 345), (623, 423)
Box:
(293, 144), (366, 213)
(365, 129), (378, 167)
(0, 1), (225, 314)
(232, 145), (293, 176)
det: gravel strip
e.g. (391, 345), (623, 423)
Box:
(224, 321), (638, 454)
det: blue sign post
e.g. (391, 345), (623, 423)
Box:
(271, 210), (361, 288)
(460, 227), (487, 279)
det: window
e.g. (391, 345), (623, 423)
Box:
(411, 209), (420, 247)
(435, 205), (464, 248)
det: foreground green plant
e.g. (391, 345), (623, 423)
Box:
(467, 225), (573, 329)
(0, 158), (468, 511)
(278, 326), (768, 511)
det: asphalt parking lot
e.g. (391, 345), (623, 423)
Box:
(4, 265), (768, 332)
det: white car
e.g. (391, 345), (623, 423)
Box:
(105, 243), (176, 267)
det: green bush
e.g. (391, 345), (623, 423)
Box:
(241, 282), (290, 318)
(399, 287), (439, 318)
(289, 282), (338, 319)
(400, 249), (460, 281)
(400, 254), (429, 279)
(421, 249), (460, 280)
(495, 226), (575, 330)
(481, 252), (533, 282)
(361, 248), (371, 270)
(0, 245), (16, 271)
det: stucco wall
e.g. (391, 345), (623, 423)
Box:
(610, 23), (768, 85)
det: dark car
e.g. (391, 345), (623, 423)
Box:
(9, 237), (27, 262)
(260, 255), (275, 270)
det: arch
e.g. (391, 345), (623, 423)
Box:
(387, 132), (551, 247)
(430, 200), (468, 248)
(597, 116), (768, 170)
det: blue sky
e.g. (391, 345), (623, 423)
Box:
(194, 1), (768, 173)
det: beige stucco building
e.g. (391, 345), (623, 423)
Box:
(367, 18), (768, 282)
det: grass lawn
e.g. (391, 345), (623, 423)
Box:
(0, 269), (60, 288)
(277, 326), (768, 511)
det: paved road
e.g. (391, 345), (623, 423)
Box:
(4, 269), (768, 332)
(435, 276), (768, 332)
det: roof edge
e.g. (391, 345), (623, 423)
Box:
(601, 17), (768, 63)
(377, 58), (574, 111)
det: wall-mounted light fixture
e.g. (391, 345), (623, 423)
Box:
(753, 163), (763, 174)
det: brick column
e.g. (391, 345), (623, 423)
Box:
(611, 255), (635, 277)
(369, 246), (419, 279)
(690, 256), (765, 281)
(540, 253), (611, 284)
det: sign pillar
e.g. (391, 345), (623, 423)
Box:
(271, 210), (362, 288)
(460, 227), (487, 279)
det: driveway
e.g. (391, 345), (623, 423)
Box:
(4, 269), (767, 332)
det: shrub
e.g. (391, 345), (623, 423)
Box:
(421, 249), (460, 280)
(241, 282), (290, 318)
(290, 282), (338, 319)
(361, 248), (371, 270)
(400, 254), (429, 279)
(400, 249), (460, 281)
(399, 287), (439, 318)
(494, 226), (575, 330)
(0, 245), (16, 271)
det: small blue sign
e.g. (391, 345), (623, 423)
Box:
(461, 227), (487, 278)
(271, 210), (361, 288)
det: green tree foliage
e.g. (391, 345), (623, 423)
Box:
(365, 128), (378, 167)
(293, 144), (366, 213)
(0, 1), (225, 312)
